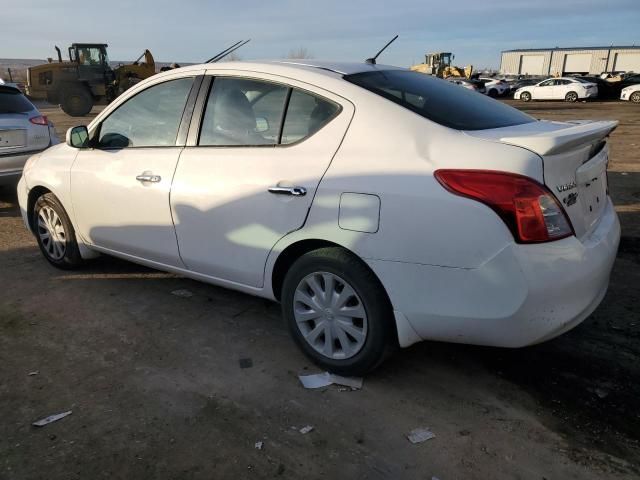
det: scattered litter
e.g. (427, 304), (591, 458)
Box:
(407, 427), (435, 444)
(254, 441), (263, 450)
(298, 372), (363, 390)
(32, 411), (72, 427)
(239, 358), (253, 369)
(299, 425), (314, 435)
(27, 371), (39, 376)
(171, 289), (193, 298)
(595, 388), (610, 399)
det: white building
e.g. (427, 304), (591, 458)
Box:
(500, 46), (640, 76)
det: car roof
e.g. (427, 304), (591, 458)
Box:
(159, 60), (403, 79)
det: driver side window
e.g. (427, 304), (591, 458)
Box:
(539, 79), (554, 87)
(97, 77), (193, 148)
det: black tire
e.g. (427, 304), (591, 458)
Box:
(520, 91), (532, 102)
(631, 91), (640, 104)
(565, 91), (578, 102)
(488, 88), (498, 98)
(281, 247), (395, 376)
(60, 85), (93, 116)
(33, 193), (84, 269)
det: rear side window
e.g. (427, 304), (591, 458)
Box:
(0, 88), (34, 114)
(198, 77), (340, 147)
(344, 70), (534, 131)
(281, 90), (339, 144)
(98, 77), (193, 148)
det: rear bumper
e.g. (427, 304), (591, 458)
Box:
(581, 89), (599, 99)
(0, 148), (48, 185)
(367, 199), (620, 348)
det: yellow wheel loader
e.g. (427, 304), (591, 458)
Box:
(26, 44), (156, 116)
(411, 52), (473, 79)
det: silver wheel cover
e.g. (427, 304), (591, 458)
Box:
(37, 206), (66, 260)
(293, 272), (368, 360)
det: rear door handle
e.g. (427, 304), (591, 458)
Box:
(268, 186), (307, 196)
(136, 174), (161, 183)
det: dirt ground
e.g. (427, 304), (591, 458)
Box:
(0, 99), (638, 480)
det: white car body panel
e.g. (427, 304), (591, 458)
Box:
(18, 61), (620, 350)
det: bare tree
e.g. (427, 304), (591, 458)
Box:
(286, 47), (313, 59)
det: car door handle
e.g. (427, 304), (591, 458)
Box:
(268, 186), (307, 196)
(136, 174), (161, 183)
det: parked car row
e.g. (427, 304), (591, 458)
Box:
(446, 76), (510, 97)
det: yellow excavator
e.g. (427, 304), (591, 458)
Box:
(411, 52), (473, 79)
(26, 43), (156, 116)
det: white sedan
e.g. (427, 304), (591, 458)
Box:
(17, 61), (620, 374)
(478, 77), (510, 97)
(514, 77), (598, 102)
(620, 84), (640, 103)
(1, 85), (58, 185)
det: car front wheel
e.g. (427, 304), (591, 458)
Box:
(631, 91), (640, 104)
(34, 193), (84, 269)
(520, 91), (532, 102)
(281, 247), (394, 376)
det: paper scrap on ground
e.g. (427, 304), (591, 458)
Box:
(407, 427), (435, 444)
(28, 371), (39, 376)
(298, 372), (363, 390)
(171, 289), (193, 298)
(32, 411), (72, 427)
(299, 425), (314, 434)
(254, 441), (263, 450)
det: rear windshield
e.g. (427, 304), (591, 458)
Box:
(0, 88), (34, 114)
(344, 70), (535, 131)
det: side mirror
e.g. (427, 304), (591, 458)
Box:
(66, 126), (89, 148)
(255, 117), (269, 133)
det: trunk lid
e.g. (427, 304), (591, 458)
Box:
(465, 119), (618, 239)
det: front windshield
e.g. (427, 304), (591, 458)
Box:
(77, 47), (107, 66)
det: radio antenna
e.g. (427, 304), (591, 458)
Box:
(365, 35), (398, 65)
(206, 40), (250, 63)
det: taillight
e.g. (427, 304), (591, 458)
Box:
(434, 169), (574, 243)
(29, 115), (48, 125)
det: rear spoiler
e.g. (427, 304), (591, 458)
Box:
(499, 120), (618, 156)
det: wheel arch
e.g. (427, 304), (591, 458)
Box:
(26, 185), (52, 233)
(270, 237), (402, 347)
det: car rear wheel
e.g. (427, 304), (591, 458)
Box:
(565, 91), (578, 102)
(61, 85), (93, 116)
(34, 193), (83, 269)
(281, 247), (394, 376)
(631, 91), (640, 104)
(520, 91), (532, 102)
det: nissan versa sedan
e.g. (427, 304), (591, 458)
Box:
(17, 61), (620, 375)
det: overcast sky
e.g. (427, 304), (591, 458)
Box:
(2, 0), (638, 68)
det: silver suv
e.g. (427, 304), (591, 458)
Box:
(0, 85), (58, 185)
